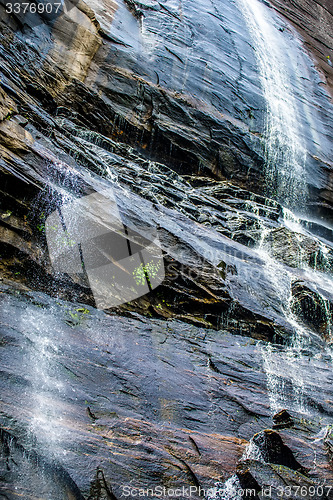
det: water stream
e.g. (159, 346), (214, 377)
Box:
(234, 0), (333, 415)
(237, 0), (309, 207)
(205, 2), (333, 495)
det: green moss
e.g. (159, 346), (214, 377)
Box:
(132, 260), (162, 286)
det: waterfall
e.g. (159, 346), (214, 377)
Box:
(233, 0), (333, 418)
(256, 240), (308, 413)
(207, 439), (264, 500)
(21, 307), (68, 459)
(237, 0), (308, 208)
(255, 202), (333, 414)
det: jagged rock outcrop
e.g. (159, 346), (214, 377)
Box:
(234, 425), (333, 499)
(0, 109), (332, 343)
(0, 427), (85, 500)
(291, 280), (333, 340)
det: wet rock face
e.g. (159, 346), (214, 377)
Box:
(237, 460), (328, 500)
(268, 0), (333, 96)
(252, 430), (305, 472)
(0, 428), (85, 500)
(0, 0), (333, 214)
(234, 423), (333, 500)
(1, 109), (332, 343)
(272, 409), (294, 429)
(291, 280), (333, 339)
(0, 286), (333, 498)
(262, 227), (323, 269)
(1, 99), (333, 344)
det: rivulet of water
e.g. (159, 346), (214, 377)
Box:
(237, 0), (308, 208)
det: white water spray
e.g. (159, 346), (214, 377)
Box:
(20, 308), (69, 460)
(237, 0), (308, 207)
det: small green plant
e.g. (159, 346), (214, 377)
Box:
(56, 229), (77, 248)
(69, 311), (80, 322)
(77, 307), (90, 314)
(65, 307), (89, 327)
(133, 264), (146, 286)
(132, 260), (161, 286)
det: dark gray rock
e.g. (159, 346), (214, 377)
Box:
(291, 280), (333, 340)
(237, 460), (328, 500)
(272, 409), (294, 429)
(0, 0), (333, 215)
(0, 284), (332, 498)
(252, 429), (306, 472)
(268, 0), (333, 96)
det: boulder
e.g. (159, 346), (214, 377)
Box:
(272, 409), (294, 429)
(291, 280), (333, 339)
(237, 460), (328, 500)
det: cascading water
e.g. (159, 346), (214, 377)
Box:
(207, 476), (243, 500)
(207, 437), (265, 500)
(60, 114), (333, 423)
(23, 307), (68, 460)
(254, 205), (333, 414)
(237, 0), (308, 208)
(256, 234), (312, 413)
(234, 0), (333, 424)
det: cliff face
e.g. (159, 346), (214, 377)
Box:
(269, 0), (333, 96)
(0, 0), (333, 498)
(0, 0), (333, 214)
(1, 285), (333, 499)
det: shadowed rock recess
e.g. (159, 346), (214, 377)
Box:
(0, 0), (333, 498)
